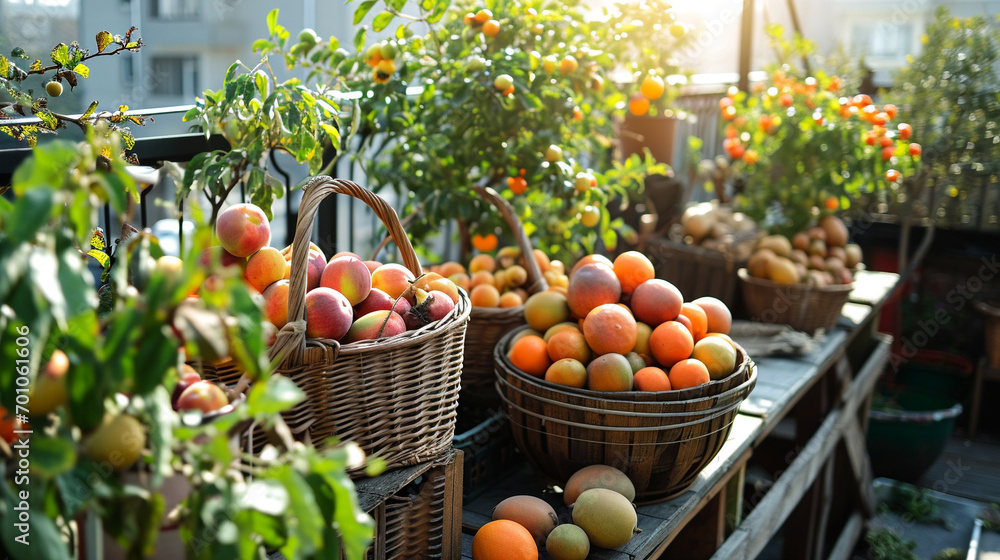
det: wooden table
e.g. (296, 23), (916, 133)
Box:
(459, 270), (899, 560)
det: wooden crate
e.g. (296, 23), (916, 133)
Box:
(355, 449), (463, 560)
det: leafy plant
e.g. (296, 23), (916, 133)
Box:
(0, 28), (147, 148)
(720, 25), (923, 235)
(877, 482), (951, 528)
(251, 0), (683, 262)
(890, 7), (1000, 228)
(0, 127), (374, 559)
(865, 528), (917, 560)
(180, 10), (360, 224)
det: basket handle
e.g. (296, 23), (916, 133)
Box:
(472, 185), (548, 294)
(270, 177), (423, 365)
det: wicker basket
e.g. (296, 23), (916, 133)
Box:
(642, 236), (748, 305)
(738, 268), (852, 334)
(204, 177), (471, 472)
(461, 185), (547, 400)
(494, 325), (757, 503)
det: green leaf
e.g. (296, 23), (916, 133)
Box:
(246, 376), (304, 416)
(372, 12), (394, 32)
(353, 27), (367, 52)
(72, 63), (89, 78)
(252, 39), (274, 53)
(28, 435), (76, 477)
(10, 47), (26, 59)
(7, 188), (53, 242)
(80, 100), (98, 120)
(0, 55), (8, 78)
(50, 43), (70, 67)
(95, 30), (113, 53)
(353, 0), (377, 25)
(266, 8), (280, 36)
(388, 0), (407, 11)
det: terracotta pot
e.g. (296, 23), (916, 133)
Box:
(618, 114), (677, 166)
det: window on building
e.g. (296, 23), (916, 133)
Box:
(150, 0), (200, 20)
(150, 56), (199, 98)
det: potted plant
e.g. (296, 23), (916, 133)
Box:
(599, 0), (693, 166)
(251, 0), (674, 263)
(721, 24), (923, 237)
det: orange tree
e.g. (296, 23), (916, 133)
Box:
(721, 25), (923, 235)
(257, 1), (676, 262)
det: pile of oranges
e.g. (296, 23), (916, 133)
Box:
(426, 246), (569, 309)
(507, 251), (738, 392)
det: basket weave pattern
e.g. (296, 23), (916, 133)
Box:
(206, 177), (471, 471)
(494, 326), (757, 503)
(738, 268), (852, 334)
(643, 236), (748, 305)
(461, 186), (547, 397)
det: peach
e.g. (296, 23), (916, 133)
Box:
(586, 353), (633, 391)
(81, 414), (145, 472)
(405, 289), (455, 329)
(364, 260), (382, 274)
(469, 254), (497, 273)
(198, 245), (245, 271)
(438, 261), (467, 278)
(355, 287), (411, 317)
(176, 381), (229, 413)
(692, 296), (732, 335)
(332, 251), (362, 260)
(321, 255), (373, 306)
(343, 310), (407, 343)
(244, 247), (286, 292)
(413, 273), (460, 304)
(371, 263), (416, 299)
(261, 279), (291, 328)
(29, 349), (69, 415)
(215, 203), (271, 258)
(630, 279), (683, 326)
(566, 263), (621, 318)
(570, 254), (613, 277)
(692, 337), (738, 380)
(281, 243), (327, 291)
(523, 290), (571, 332)
(305, 287), (353, 340)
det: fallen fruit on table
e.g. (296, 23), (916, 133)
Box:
(492, 495), (558, 546)
(747, 215), (863, 286)
(472, 519), (538, 560)
(563, 464), (636, 506)
(508, 251), (736, 392)
(572, 487), (639, 549)
(545, 524), (590, 560)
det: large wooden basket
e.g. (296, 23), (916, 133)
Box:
(738, 268), (852, 334)
(461, 185), (547, 401)
(494, 325), (757, 503)
(207, 177), (471, 471)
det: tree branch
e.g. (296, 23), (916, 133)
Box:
(26, 44), (142, 76)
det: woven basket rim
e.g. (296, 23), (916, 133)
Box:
(645, 235), (752, 264)
(494, 324), (755, 404)
(303, 289), (472, 356)
(737, 267), (854, 293)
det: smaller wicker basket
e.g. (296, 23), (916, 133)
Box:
(642, 236), (749, 305)
(461, 185), (547, 400)
(495, 325), (757, 503)
(204, 177), (471, 472)
(738, 268), (853, 334)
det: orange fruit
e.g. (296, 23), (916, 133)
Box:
(545, 358), (587, 388)
(531, 249), (551, 273)
(473, 8), (493, 24)
(634, 366), (671, 392)
(499, 291), (524, 308)
(648, 321), (694, 368)
(508, 335), (552, 377)
(640, 74), (665, 101)
(472, 233), (499, 253)
(586, 353), (633, 391)
(634, 321), (653, 360)
(612, 251), (655, 295)
(470, 270), (495, 288)
(438, 261), (467, 278)
(543, 322), (579, 342)
(582, 304), (637, 355)
(547, 329), (592, 364)
(692, 296), (732, 335)
(559, 55), (578, 74)
(469, 254), (497, 273)
(679, 302), (708, 341)
(472, 519), (538, 560)
(470, 283), (501, 307)
(507, 176), (528, 194)
(692, 337), (738, 380)
(669, 359), (710, 390)
(482, 19), (500, 37)
(628, 93), (650, 116)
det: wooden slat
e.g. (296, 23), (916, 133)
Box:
(827, 512), (865, 560)
(709, 336), (890, 560)
(842, 417), (876, 516)
(444, 451), (464, 560)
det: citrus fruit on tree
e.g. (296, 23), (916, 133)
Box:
(640, 74), (665, 101)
